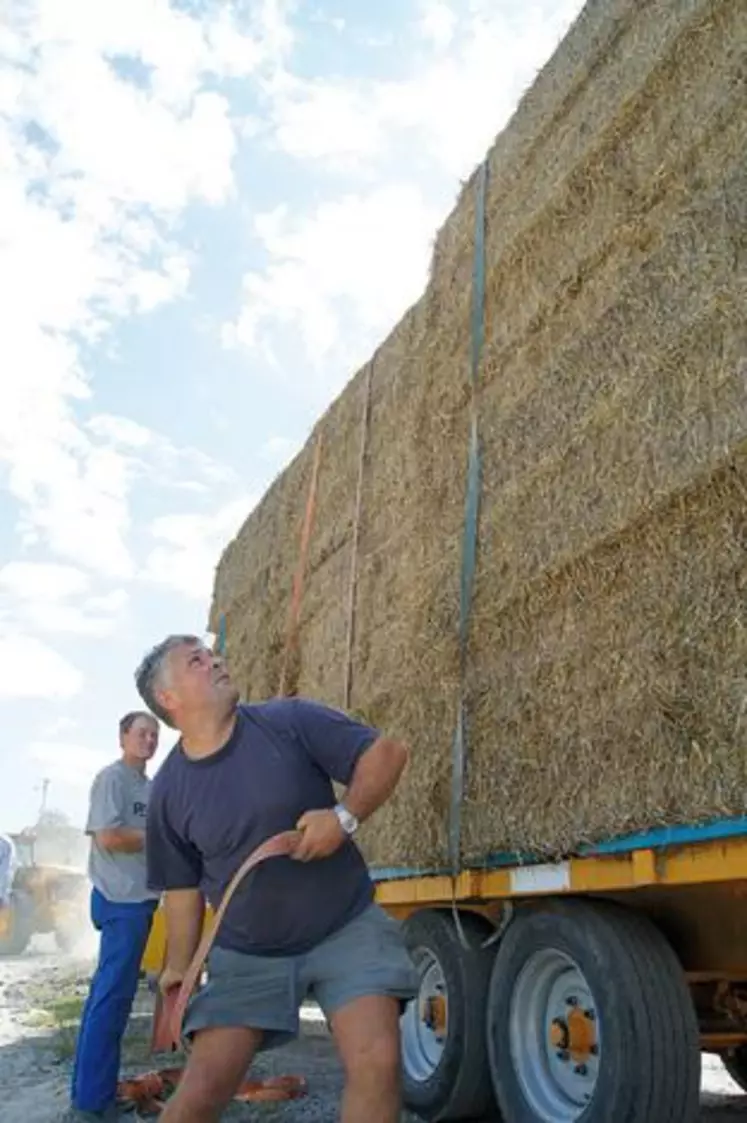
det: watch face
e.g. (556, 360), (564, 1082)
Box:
(336, 806), (357, 833)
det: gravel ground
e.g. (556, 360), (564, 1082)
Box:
(1, 939), (747, 1122)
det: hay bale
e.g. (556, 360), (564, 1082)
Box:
(210, 0), (747, 870)
(465, 454), (747, 863)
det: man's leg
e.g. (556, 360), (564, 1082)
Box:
(70, 890), (100, 1107)
(158, 1026), (261, 1123)
(329, 995), (403, 1123)
(159, 945), (297, 1121)
(305, 903), (419, 1123)
(71, 892), (154, 1113)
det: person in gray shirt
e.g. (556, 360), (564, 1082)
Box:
(68, 711), (160, 1122)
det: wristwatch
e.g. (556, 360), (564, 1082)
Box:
(334, 803), (359, 836)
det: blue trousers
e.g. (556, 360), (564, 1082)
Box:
(71, 888), (157, 1113)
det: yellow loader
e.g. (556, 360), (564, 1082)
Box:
(0, 830), (88, 955)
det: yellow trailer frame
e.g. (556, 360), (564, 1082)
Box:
(141, 821), (747, 1120)
(143, 826), (747, 1006)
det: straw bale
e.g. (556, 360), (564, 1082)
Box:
(464, 453), (747, 861)
(210, 0), (747, 870)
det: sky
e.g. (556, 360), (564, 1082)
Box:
(0, 0), (584, 835)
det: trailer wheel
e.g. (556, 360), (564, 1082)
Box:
(721, 1046), (747, 1093)
(486, 899), (700, 1123)
(400, 908), (499, 1121)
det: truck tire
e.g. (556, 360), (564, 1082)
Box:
(721, 1046), (747, 1093)
(401, 908), (499, 1121)
(486, 898), (700, 1123)
(0, 893), (34, 956)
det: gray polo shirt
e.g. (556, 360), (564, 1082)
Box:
(86, 760), (158, 904)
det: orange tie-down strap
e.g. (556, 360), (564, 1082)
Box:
(117, 831), (309, 1114)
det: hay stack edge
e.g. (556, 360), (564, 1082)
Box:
(210, 0), (747, 871)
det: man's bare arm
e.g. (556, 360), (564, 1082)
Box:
(95, 828), (145, 854)
(294, 735), (408, 862)
(163, 888), (205, 974)
(342, 736), (408, 823)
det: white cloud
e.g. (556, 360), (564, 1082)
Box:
(143, 496), (256, 600)
(0, 0), (291, 578)
(260, 435), (298, 463)
(267, 0), (583, 177)
(0, 562), (89, 602)
(87, 413), (235, 492)
(27, 740), (110, 789)
(224, 185), (442, 383)
(269, 77), (386, 166)
(0, 634), (83, 699)
(0, 561), (128, 636)
(12, 436), (137, 579)
(34, 590), (129, 638)
(418, 0), (456, 51)
(86, 415), (153, 450)
(5, 409), (238, 580)
(39, 715), (79, 739)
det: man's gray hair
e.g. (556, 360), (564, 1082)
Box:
(134, 634), (201, 728)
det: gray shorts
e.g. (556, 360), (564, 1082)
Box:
(183, 903), (420, 1051)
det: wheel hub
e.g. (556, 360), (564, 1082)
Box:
(401, 948), (449, 1083)
(422, 993), (448, 1037)
(508, 949), (602, 1122)
(549, 1006), (597, 1064)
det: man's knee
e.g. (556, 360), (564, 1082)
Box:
(347, 1032), (401, 1085)
(334, 998), (402, 1084)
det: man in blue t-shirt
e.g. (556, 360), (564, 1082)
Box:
(135, 633), (418, 1123)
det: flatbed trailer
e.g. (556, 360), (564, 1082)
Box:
(141, 814), (747, 1121)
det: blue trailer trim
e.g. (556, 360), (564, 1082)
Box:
(370, 815), (747, 883)
(586, 815), (747, 855)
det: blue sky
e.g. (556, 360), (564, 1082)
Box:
(0, 0), (583, 834)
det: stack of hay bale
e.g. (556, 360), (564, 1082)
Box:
(210, 0), (747, 871)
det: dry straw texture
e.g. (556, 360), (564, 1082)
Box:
(211, 0), (747, 869)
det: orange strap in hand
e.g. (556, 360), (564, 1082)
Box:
(136, 830), (306, 1110)
(152, 830), (302, 1050)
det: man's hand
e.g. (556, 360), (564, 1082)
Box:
(159, 964), (185, 996)
(96, 827), (145, 854)
(161, 888), (204, 992)
(293, 809), (346, 862)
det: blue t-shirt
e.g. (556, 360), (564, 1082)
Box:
(145, 698), (378, 956)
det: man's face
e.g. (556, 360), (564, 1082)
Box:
(157, 641), (239, 724)
(122, 716), (159, 762)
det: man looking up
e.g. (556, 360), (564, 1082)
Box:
(135, 634), (418, 1123)
(68, 711), (160, 1121)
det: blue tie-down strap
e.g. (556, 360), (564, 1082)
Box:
(449, 705), (466, 872)
(448, 158), (488, 876)
(459, 415), (482, 658)
(450, 417), (482, 874)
